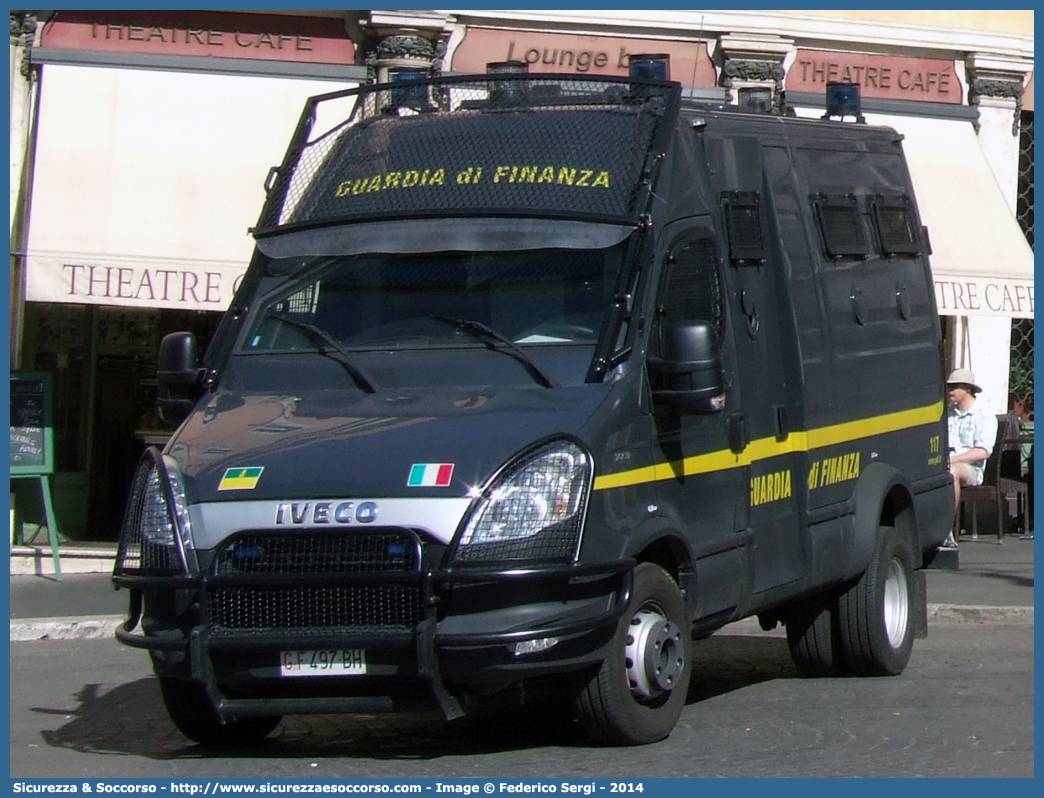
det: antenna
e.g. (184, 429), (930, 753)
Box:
(690, 15), (705, 90)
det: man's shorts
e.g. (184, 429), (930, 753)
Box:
(958, 464), (985, 486)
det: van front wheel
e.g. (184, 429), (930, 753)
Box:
(836, 527), (915, 676)
(158, 677), (281, 746)
(573, 563), (692, 745)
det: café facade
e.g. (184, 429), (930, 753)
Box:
(9, 9), (1033, 540)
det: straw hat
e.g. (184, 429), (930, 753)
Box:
(946, 368), (982, 394)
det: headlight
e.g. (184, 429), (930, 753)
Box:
(115, 450), (191, 574)
(141, 457), (193, 550)
(140, 466), (175, 547)
(454, 440), (592, 564)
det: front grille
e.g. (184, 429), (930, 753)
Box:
(207, 531), (424, 636)
(207, 584), (423, 636)
(213, 532), (419, 575)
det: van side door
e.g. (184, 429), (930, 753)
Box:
(648, 224), (751, 620)
(706, 132), (809, 604)
(721, 203), (807, 600)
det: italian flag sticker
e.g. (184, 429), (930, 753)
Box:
(408, 463), (454, 487)
(218, 467), (264, 491)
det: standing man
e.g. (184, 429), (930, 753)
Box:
(945, 368), (999, 547)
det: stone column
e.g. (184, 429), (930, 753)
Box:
(10, 11), (36, 234)
(965, 53), (1033, 212)
(962, 54), (1033, 412)
(354, 11), (456, 84)
(10, 11), (38, 368)
(717, 33), (793, 115)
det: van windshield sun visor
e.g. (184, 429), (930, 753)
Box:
(255, 218), (634, 259)
(253, 74), (678, 235)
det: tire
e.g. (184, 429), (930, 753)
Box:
(836, 527), (915, 676)
(158, 677), (281, 746)
(785, 594), (842, 677)
(573, 563), (692, 745)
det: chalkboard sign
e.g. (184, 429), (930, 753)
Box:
(11, 371), (55, 476)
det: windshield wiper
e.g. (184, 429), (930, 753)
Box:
(430, 315), (558, 389)
(268, 316), (380, 393)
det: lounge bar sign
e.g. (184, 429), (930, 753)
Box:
(786, 49), (962, 104)
(452, 27), (714, 85)
(41, 9), (355, 65)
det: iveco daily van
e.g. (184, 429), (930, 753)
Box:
(113, 64), (954, 746)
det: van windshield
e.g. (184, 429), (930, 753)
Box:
(231, 242), (628, 391)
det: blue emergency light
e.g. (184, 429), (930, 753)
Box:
(486, 60), (528, 75)
(389, 68), (430, 110)
(824, 81), (865, 122)
(628, 54), (670, 81)
(487, 60), (529, 104)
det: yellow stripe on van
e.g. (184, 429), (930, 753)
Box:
(592, 401), (943, 491)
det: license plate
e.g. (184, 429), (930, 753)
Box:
(279, 649), (366, 677)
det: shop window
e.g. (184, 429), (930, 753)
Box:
(1016, 112), (1033, 249)
(1011, 112), (1033, 423)
(28, 304), (91, 471)
(1009, 318), (1034, 421)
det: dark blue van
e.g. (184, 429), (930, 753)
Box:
(113, 66), (953, 746)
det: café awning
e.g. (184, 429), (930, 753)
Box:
(868, 113), (1034, 319)
(24, 64), (354, 312)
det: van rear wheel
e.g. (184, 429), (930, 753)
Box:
(785, 594), (842, 677)
(158, 677), (281, 746)
(836, 527), (915, 676)
(573, 563), (691, 745)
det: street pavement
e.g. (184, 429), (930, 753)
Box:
(8, 535), (1034, 640)
(8, 537), (1034, 777)
(9, 619), (1034, 777)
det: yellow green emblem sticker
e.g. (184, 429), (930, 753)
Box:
(219, 467), (264, 491)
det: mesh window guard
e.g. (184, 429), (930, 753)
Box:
(721, 191), (767, 262)
(811, 193), (871, 259)
(254, 74), (679, 235)
(871, 194), (921, 256)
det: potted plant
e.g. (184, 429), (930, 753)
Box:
(1009, 350), (1034, 421)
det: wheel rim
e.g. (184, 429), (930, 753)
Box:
(624, 603), (684, 702)
(883, 556), (910, 648)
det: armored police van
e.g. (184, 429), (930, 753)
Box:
(113, 63), (954, 747)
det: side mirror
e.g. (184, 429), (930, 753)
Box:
(157, 332), (205, 423)
(647, 321), (725, 413)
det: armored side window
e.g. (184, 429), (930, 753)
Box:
(810, 193), (871, 259)
(871, 194), (921, 256)
(720, 191), (767, 263)
(659, 236), (725, 338)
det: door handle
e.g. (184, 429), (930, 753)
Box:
(729, 413), (749, 454)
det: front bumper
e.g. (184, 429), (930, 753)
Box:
(113, 559), (632, 722)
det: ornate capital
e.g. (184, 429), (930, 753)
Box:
(969, 77), (1024, 136)
(376, 33), (436, 62)
(722, 59), (785, 84)
(969, 77), (1024, 103)
(364, 32), (448, 82)
(721, 58), (786, 114)
(10, 11), (37, 77)
(10, 11), (36, 42)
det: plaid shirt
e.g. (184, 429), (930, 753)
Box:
(948, 403), (998, 485)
